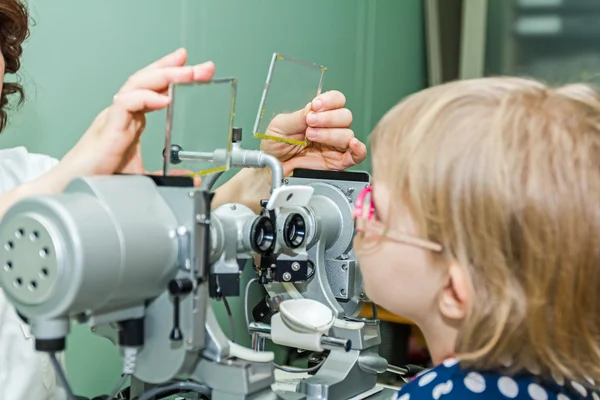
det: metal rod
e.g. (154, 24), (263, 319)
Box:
(248, 322), (351, 352)
(320, 335), (351, 352)
(386, 364), (409, 376)
(172, 146), (284, 192)
(248, 322), (271, 336)
(178, 151), (215, 162)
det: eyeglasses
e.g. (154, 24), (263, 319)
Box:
(353, 186), (444, 253)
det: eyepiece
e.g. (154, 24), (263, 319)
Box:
(283, 213), (306, 249)
(251, 216), (275, 254)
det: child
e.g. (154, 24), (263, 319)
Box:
(353, 76), (600, 399)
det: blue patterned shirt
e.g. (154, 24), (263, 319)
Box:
(393, 358), (599, 400)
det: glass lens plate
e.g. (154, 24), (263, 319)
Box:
(253, 53), (326, 146)
(163, 78), (237, 177)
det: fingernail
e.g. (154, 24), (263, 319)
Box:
(312, 99), (323, 111)
(306, 128), (319, 139)
(306, 113), (318, 125)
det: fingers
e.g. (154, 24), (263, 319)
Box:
(306, 108), (352, 129)
(347, 137), (367, 165)
(305, 127), (354, 150)
(311, 90), (346, 112)
(141, 48), (188, 72)
(113, 90), (170, 112)
(120, 61), (216, 94)
(306, 129), (366, 166)
(106, 90), (170, 131)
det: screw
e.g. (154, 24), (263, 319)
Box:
(346, 187), (355, 195)
(283, 272), (292, 281)
(340, 289), (347, 296)
(284, 179), (289, 184)
(196, 214), (206, 222)
(341, 264), (348, 271)
(187, 339), (192, 345)
(360, 292), (365, 299)
(291, 262), (300, 271)
(230, 204), (237, 210)
(188, 192), (195, 198)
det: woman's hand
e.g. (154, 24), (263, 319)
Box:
(58, 48), (215, 182)
(260, 90), (367, 175)
(213, 90), (368, 212)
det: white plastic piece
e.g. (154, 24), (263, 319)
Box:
(281, 282), (303, 299)
(271, 313), (323, 352)
(279, 298), (335, 334)
(281, 284), (365, 331)
(333, 318), (365, 330)
(227, 340), (275, 363)
(266, 185), (314, 210)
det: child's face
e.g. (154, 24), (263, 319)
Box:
(354, 181), (449, 323)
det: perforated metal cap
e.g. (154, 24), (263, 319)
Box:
(0, 214), (60, 306)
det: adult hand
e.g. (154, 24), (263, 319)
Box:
(59, 48), (215, 181)
(261, 90), (367, 175)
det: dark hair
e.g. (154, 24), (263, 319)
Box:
(0, 0), (28, 132)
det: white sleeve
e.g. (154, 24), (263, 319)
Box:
(0, 292), (65, 400)
(0, 146), (59, 193)
(0, 147), (65, 399)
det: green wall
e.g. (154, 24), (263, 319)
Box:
(1, 0), (426, 397)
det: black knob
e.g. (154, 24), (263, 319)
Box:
(168, 279), (193, 342)
(169, 278), (194, 295)
(162, 144), (183, 165)
(170, 324), (183, 342)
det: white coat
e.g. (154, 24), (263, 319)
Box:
(0, 146), (66, 400)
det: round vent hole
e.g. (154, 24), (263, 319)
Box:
(15, 229), (24, 238)
(14, 278), (22, 287)
(39, 247), (49, 258)
(30, 231), (39, 241)
(28, 281), (37, 291)
(4, 261), (12, 271)
(40, 268), (49, 278)
(5, 241), (13, 251)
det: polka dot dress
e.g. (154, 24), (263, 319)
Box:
(392, 358), (600, 400)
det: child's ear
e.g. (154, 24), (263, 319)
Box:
(438, 263), (470, 320)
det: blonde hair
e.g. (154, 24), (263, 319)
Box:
(371, 76), (600, 387)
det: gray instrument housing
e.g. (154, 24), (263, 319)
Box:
(0, 167), (394, 399)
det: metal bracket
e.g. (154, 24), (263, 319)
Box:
(186, 190), (214, 351)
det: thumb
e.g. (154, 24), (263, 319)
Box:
(269, 102), (311, 135)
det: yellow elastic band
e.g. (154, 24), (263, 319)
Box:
(254, 133), (307, 147)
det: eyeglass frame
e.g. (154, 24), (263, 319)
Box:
(352, 185), (444, 253)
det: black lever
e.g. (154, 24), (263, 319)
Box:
(168, 278), (193, 341)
